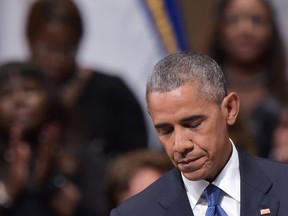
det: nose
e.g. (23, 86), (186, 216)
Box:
(173, 128), (193, 154)
(236, 16), (255, 34)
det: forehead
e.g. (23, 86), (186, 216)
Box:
(147, 78), (212, 105)
(0, 75), (42, 89)
(148, 81), (197, 103)
(33, 22), (79, 43)
(225, 0), (269, 15)
(147, 82), (215, 119)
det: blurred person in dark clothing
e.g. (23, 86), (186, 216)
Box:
(25, 1), (148, 214)
(26, 0), (148, 156)
(209, 0), (288, 157)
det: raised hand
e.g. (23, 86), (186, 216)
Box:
(34, 121), (62, 183)
(4, 124), (31, 201)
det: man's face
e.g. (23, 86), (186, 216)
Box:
(147, 82), (238, 181)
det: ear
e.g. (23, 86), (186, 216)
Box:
(221, 92), (240, 126)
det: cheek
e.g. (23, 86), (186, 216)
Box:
(195, 125), (225, 158)
(0, 102), (14, 122)
(34, 100), (47, 118)
(161, 141), (175, 163)
(221, 25), (236, 41)
(33, 96), (46, 109)
(0, 113), (10, 129)
(256, 28), (271, 47)
(28, 95), (47, 118)
(29, 92), (46, 105)
(0, 102), (12, 113)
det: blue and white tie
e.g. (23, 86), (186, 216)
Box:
(204, 184), (228, 216)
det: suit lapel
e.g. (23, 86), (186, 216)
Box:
(163, 190), (194, 216)
(238, 151), (279, 216)
(157, 168), (194, 216)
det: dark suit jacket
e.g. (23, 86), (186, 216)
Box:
(111, 151), (288, 216)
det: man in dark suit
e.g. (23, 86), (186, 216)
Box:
(110, 51), (288, 216)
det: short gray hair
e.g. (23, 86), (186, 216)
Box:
(146, 51), (227, 105)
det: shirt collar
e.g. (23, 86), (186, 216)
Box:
(182, 139), (240, 209)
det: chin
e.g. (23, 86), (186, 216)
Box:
(182, 169), (208, 181)
(233, 52), (263, 64)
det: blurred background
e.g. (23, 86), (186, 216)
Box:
(0, 0), (288, 149)
(1, 0), (288, 215)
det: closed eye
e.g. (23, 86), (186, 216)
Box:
(185, 121), (202, 129)
(157, 127), (173, 136)
(181, 115), (205, 129)
(155, 123), (174, 136)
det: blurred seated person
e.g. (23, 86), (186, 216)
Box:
(104, 149), (173, 215)
(209, 0), (288, 157)
(270, 106), (288, 162)
(0, 62), (84, 216)
(26, 0), (148, 156)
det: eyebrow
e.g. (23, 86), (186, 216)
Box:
(154, 123), (170, 129)
(180, 115), (204, 123)
(154, 115), (205, 129)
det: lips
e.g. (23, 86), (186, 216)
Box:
(232, 37), (258, 52)
(177, 155), (205, 171)
(178, 157), (199, 164)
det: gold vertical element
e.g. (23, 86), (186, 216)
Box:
(146, 0), (179, 53)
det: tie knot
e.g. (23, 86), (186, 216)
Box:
(204, 184), (222, 207)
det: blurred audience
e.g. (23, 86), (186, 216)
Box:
(0, 62), (84, 216)
(25, 0), (148, 156)
(208, 0), (288, 157)
(104, 149), (173, 215)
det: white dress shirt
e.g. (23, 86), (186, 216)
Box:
(182, 139), (240, 216)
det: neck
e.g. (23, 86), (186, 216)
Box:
(223, 60), (269, 90)
(224, 60), (264, 77)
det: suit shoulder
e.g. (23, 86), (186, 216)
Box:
(245, 154), (288, 183)
(255, 156), (288, 172)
